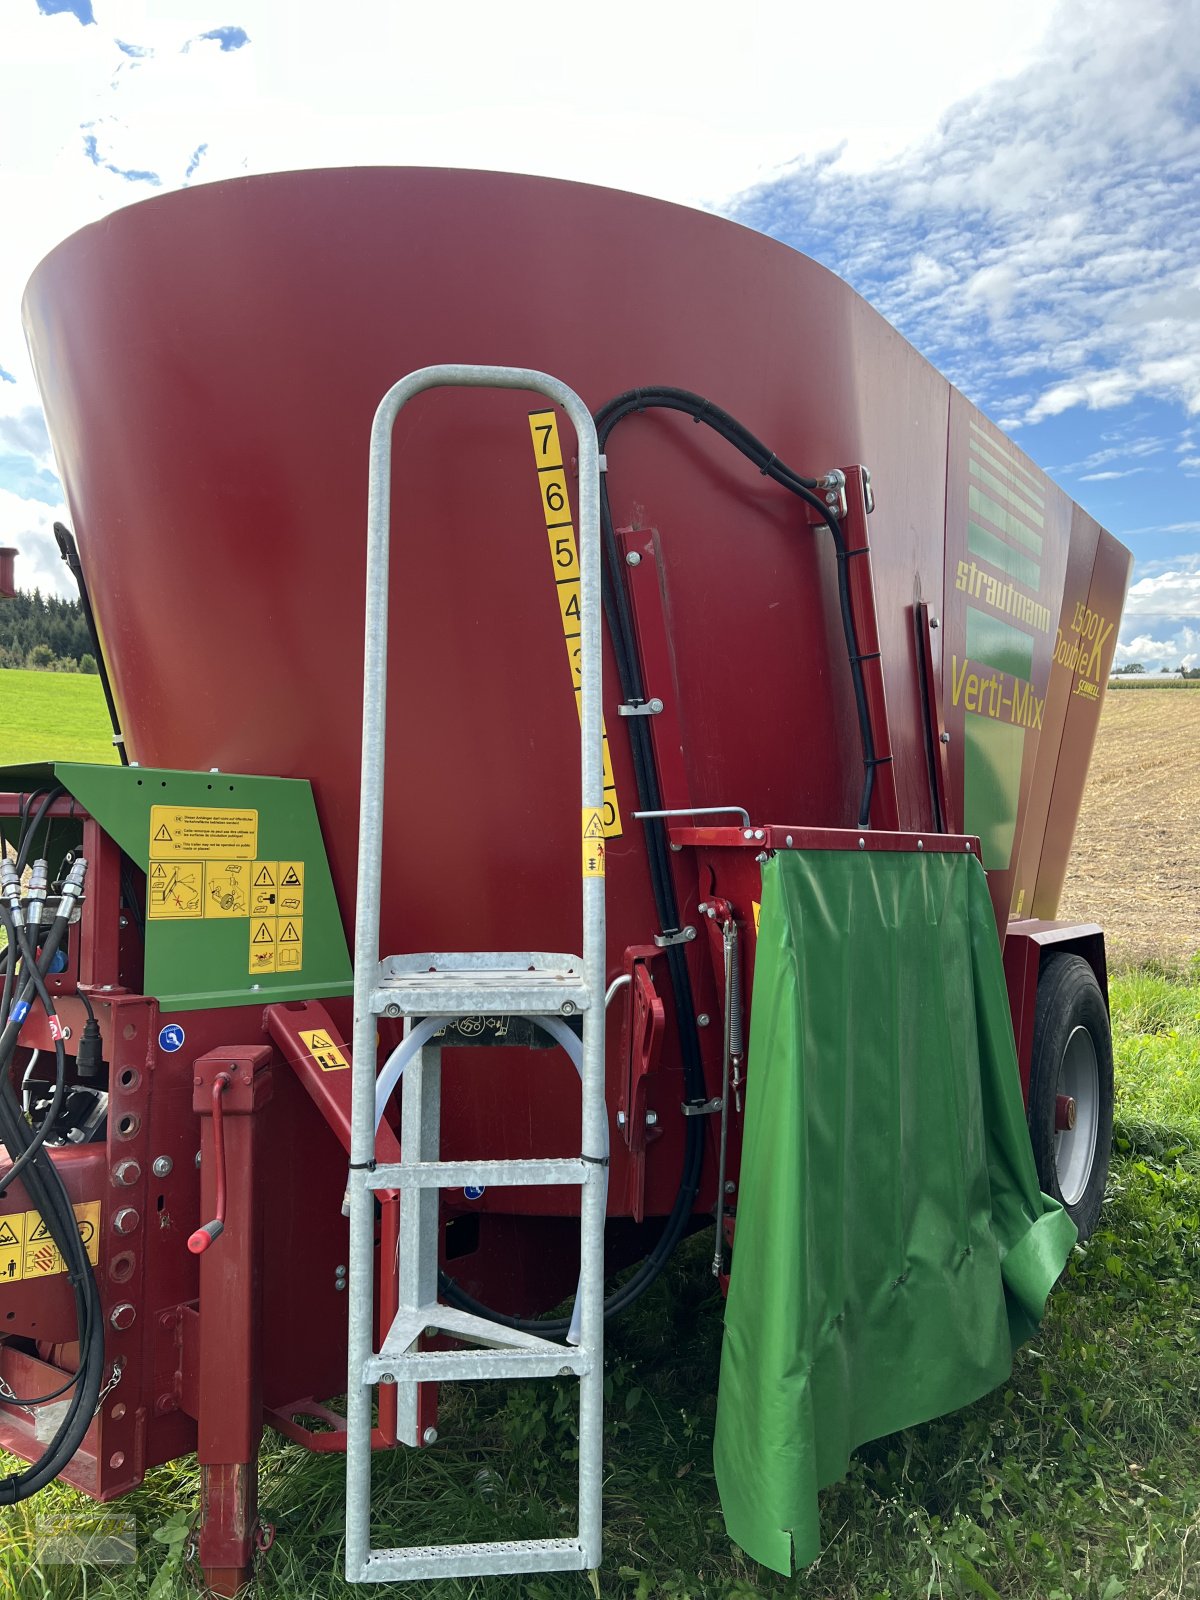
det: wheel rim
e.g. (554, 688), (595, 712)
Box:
(1055, 1024), (1100, 1207)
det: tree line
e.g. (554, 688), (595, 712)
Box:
(0, 590), (97, 674)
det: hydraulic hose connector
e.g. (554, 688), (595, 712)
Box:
(1, 860), (24, 928)
(24, 860), (49, 931)
(56, 857), (88, 919)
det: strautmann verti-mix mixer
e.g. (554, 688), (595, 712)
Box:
(0, 168), (1130, 1590)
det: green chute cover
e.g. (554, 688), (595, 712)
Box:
(714, 849), (1076, 1574)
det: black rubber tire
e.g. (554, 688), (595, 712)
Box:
(1027, 953), (1114, 1243)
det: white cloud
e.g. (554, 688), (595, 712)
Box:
(1079, 468), (1149, 481)
(1123, 567), (1200, 620)
(0, 487), (72, 598)
(1115, 625), (1200, 669)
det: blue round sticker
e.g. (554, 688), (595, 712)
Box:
(158, 1024), (186, 1054)
(463, 1185), (486, 1202)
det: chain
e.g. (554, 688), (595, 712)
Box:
(0, 1373), (35, 1418)
(93, 1360), (124, 1415)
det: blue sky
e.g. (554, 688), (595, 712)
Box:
(1, 0), (1197, 666)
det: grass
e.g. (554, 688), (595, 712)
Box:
(0, 669), (119, 767)
(2, 962), (1198, 1600)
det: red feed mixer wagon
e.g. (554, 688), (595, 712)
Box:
(0, 168), (1129, 1590)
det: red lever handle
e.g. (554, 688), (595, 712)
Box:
(188, 1073), (230, 1255)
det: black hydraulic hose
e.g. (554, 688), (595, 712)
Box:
(593, 388), (877, 828)
(0, 815), (104, 1491)
(53, 523), (127, 766)
(0, 922), (68, 1200)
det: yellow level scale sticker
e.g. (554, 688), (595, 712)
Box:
(0, 1202), (99, 1285)
(298, 1028), (349, 1072)
(528, 410), (622, 838)
(150, 806), (258, 861)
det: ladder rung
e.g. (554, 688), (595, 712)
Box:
(355, 1538), (588, 1582)
(370, 976), (590, 1017)
(363, 1347), (589, 1385)
(370, 955), (590, 1018)
(367, 1158), (590, 1190)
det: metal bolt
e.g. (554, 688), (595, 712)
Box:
(335, 1277), (346, 1292)
(110, 1303), (136, 1332)
(647, 697), (664, 713)
(929, 616), (939, 629)
(785, 834), (794, 847)
(917, 840), (924, 852)
(696, 1013), (711, 1027)
(560, 1000), (576, 1015)
(616, 1111), (626, 1127)
(858, 837), (866, 850)
(112, 1207), (140, 1235)
(155, 1394), (178, 1417)
(119, 915), (129, 928)
(422, 1427), (438, 1446)
(113, 1160), (141, 1188)
(645, 1111), (658, 1127)
(743, 829), (753, 840)
(384, 1003), (401, 1018)
(379, 1372), (396, 1386)
(940, 731), (951, 744)
(152, 1156), (173, 1178)
(825, 492), (838, 505)
(697, 902), (708, 914)
(669, 842), (682, 852)
(965, 841), (972, 852)
(725, 1181), (736, 1194)
(194, 1150), (202, 1168)
(753, 829), (764, 841)
(626, 551), (642, 566)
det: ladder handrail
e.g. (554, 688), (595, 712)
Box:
(346, 366), (606, 1579)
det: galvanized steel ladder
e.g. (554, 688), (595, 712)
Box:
(345, 366), (607, 1583)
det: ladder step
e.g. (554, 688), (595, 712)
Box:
(371, 951), (589, 1017)
(356, 1538), (588, 1582)
(365, 1346), (588, 1384)
(367, 1157), (591, 1190)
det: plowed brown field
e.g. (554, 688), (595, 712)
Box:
(1057, 687), (1200, 967)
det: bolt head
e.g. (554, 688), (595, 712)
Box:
(858, 837), (866, 850)
(152, 1156), (173, 1178)
(379, 1372), (396, 1386)
(110, 1302), (136, 1332)
(645, 1110), (657, 1127)
(625, 550), (642, 566)
(753, 829), (764, 841)
(385, 1003), (401, 1018)
(929, 616), (939, 628)
(113, 1207), (140, 1235)
(917, 840), (924, 852)
(724, 1181), (736, 1194)
(696, 1013), (711, 1027)
(194, 1150), (202, 1167)
(785, 834), (794, 847)
(113, 1160), (141, 1188)
(616, 1111), (626, 1127)
(422, 1427), (439, 1446)
(940, 731), (951, 743)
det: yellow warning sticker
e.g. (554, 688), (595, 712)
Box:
(528, 410), (622, 839)
(206, 861), (251, 918)
(249, 918), (277, 974)
(0, 1213), (24, 1284)
(150, 806), (258, 861)
(276, 917), (304, 972)
(752, 901), (761, 935)
(277, 861), (305, 916)
(3, 1202), (99, 1284)
(249, 861), (279, 918)
(248, 916), (304, 975)
(298, 1027), (349, 1071)
(148, 861), (204, 919)
(582, 808), (606, 878)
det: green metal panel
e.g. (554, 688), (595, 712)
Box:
(713, 849), (1075, 1574)
(963, 713), (1025, 870)
(966, 603), (1034, 681)
(3, 762), (351, 1012)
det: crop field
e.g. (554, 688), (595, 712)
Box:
(1, 677), (1198, 1599)
(1057, 688), (1200, 967)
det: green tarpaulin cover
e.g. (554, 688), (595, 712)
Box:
(713, 849), (1076, 1575)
